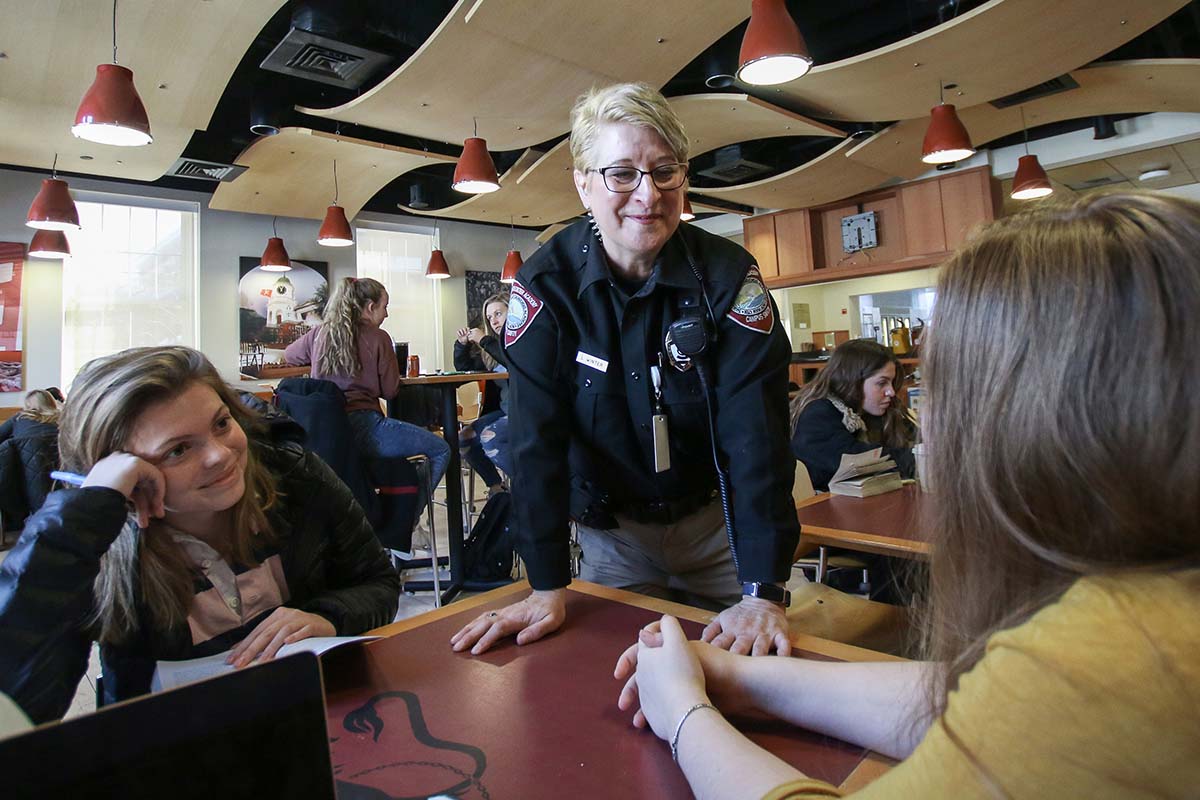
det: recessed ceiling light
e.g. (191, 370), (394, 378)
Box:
(1138, 168), (1170, 181)
(79, 155), (94, 160)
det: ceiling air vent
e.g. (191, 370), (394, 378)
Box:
(1063, 174), (1127, 192)
(260, 28), (391, 89)
(989, 74), (1080, 109)
(696, 146), (772, 184)
(167, 158), (248, 182)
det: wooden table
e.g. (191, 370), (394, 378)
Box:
(392, 371), (508, 604)
(324, 581), (896, 798)
(796, 484), (930, 561)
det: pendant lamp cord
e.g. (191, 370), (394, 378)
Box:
(333, 160), (339, 204)
(51, 153), (59, 179)
(112, 0), (119, 64)
(937, 79), (944, 105)
(473, 117), (478, 137)
(272, 215), (278, 238)
(510, 216), (516, 249)
(1021, 107), (1030, 155)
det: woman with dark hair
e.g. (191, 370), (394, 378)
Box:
(454, 290), (512, 495)
(615, 192), (1200, 798)
(0, 346), (399, 723)
(286, 276), (450, 495)
(789, 339), (916, 491)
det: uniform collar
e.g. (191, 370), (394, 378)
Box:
(575, 225), (698, 299)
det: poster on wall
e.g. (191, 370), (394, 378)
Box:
(237, 257), (328, 377)
(0, 243), (26, 393)
(464, 270), (505, 328)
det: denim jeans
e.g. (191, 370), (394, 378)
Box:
(346, 410), (450, 496)
(479, 415), (510, 477)
(462, 410), (504, 487)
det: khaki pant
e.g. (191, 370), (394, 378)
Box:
(576, 501), (742, 611)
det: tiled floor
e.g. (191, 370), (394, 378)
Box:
(1, 468), (487, 720)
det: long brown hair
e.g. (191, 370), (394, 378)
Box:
(789, 338), (910, 447)
(478, 291), (510, 370)
(316, 276), (387, 378)
(921, 193), (1200, 714)
(59, 346), (279, 644)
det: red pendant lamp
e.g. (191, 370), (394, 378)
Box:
(318, 160), (354, 246)
(1010, 108), (1053, 200)
(680, 197), (696, 222)
(26, 156), (81, 230)
(72, 0), (152, 147)
(452, 120), (500, 194)
(28, 230), (71, 259)
(500, 217), (522, 284)
(921, 82), (975, 165)
(260, 217), (291, 272)
(736, 0), (813, 86)
(425, 249), (451, 279)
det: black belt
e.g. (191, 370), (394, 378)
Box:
(616, 490), (717, 526)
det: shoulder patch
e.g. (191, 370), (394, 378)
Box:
(726, 265), (774, 334)
(504, 280), (544, 347)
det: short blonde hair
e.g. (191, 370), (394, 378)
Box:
(569, 83), (690, 172)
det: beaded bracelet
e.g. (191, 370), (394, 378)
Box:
(670, 702), (718, 763)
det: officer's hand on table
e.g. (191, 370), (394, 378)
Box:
(701, 596), (791, 657)
(450, 588), (567, 654)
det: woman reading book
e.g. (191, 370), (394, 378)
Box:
(789, 339), (916, 492)
(0, 346), (399, 723)
(615, 192), (1200, 798)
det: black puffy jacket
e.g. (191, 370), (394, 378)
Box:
(0, 438), (400, 723)
(0, 416), (59, 528)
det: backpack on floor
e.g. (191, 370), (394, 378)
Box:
(463, 492), (514, 583)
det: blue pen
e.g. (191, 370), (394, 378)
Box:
(50, 470), (88, 486)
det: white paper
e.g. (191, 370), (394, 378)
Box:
(151, 635), (378, 693)
(829, 448), (897, 483)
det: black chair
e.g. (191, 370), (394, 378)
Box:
(272, 378), (422, 555)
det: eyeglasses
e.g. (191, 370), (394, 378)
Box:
(589, 163), (688, 193)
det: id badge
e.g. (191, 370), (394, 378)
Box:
(652, 413), (671, 473)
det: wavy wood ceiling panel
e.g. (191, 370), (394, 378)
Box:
(297, 0), (748, 151)
(399, 140), (580, 226)
(397, 93), (840, 224)
(847, 60), (1200, 181)
(771, 0), (1188, 123)
(691, 139), (892, 210)
(208, 128), (455, 220)
(0, 0), (284, 181)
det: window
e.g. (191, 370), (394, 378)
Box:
(356, 227), (443, 370)
(61, 199), (198, 385)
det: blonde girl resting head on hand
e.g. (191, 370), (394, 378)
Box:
(0, 346), (399, 723)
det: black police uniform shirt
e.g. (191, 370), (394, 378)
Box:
(503, 219), (800, 591)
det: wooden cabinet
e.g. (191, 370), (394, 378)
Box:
(745, 166), (998, 289)
(774, 210), (814, 278)
(743, 214), (778, 279)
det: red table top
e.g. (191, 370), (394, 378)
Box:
(322, 588), (869, 799)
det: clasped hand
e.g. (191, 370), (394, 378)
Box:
(614, 615), (751, 739)
(455, 326), (486, 345)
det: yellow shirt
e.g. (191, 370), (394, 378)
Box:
(766, 571), (1200, 799)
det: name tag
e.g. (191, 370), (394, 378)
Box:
(575, 351), (609, 373)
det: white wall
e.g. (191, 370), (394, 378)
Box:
(0, 167), (538, 403)
(771, 267), (940, 347)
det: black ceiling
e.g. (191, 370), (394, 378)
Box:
(124, 0), (1200, 222)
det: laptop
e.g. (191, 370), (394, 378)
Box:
(1, 652), (336, 800)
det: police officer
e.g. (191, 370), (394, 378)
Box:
(450, 83), (799, 657)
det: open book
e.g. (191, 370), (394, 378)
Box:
(828, 448), (903, 498)
(150, 636), (378, 693)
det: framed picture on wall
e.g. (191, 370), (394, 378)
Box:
(0, 243), (27, 393)
(464, 269), (505, 327)
(237, 257), (328, 377)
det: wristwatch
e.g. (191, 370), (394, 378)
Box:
(742, 582), (791, 607)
